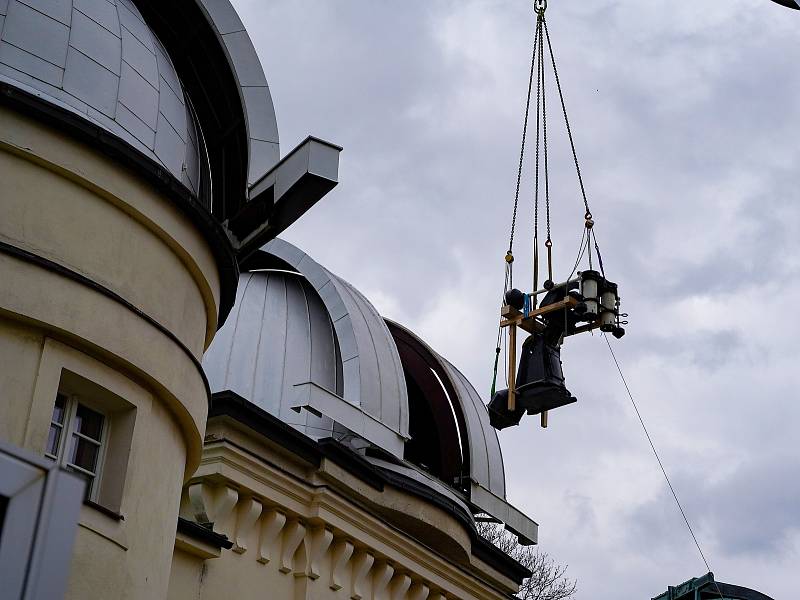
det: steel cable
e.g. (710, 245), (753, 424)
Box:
(603, 335), (728, 600)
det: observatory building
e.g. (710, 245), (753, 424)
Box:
(0, 1), (537, 599)
(653, 573), (776, 600)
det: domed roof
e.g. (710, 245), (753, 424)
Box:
(202, 238), (538, 544)
(204, 238), (410, 457)
(203, 270), (343, 439)
(0, 0), (279, 197)
(0, 0), (204, 192)
(386, 320), (506, 499)
(385, 321), (536, 545)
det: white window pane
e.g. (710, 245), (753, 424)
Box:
(68, 435), (99, 474)
(74, 404), (103, 441)
(46, 425), (62, 457)
(52, 394), (67, 425)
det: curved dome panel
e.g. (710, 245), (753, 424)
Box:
(385, 321), (537, 545)
(205, 238), (409, 457)
(385, 320), (506, 499)
(194, 0), (279, 184)
(335, 277), (408, 437)
(437, 357), (506, 498)
(262, 239), (409, 443)
(0, 0), (207, 194)
(203, 270), (342, 439)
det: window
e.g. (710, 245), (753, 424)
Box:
(33, 355), (137, 516)
(45, 393), (107, 501)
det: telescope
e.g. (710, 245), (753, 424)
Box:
(488, 271), (626, 430)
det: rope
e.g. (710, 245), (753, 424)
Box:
(587, 226), (594, 270)
(543, 19), (592, 222)
(565, 226), (588, 283)
(539, 14), (554, 283)
(508, 24), (541, 256)
(493, 267), (511, 394)
(592, 229), (606, 277)
(603, 335), (727, 600)
(533, 13), (543, 293)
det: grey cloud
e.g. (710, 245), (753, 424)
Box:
(628, 454), (800, 557)
(233, 1), (800, 597)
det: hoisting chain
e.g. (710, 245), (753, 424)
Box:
(495, 4), (542, 396)
(499, 0), (609, 390)
(493, 0), (612, 394)
(541, 18), (606, 276)
(507, 0), (605, 294)
(537, 9), (554, 285)
(506, 21), (541, 292)
(532, 5), (544, 293)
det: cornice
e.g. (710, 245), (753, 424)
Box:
(184, 435), (523, 598)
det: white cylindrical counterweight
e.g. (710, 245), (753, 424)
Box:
(599, 281), (619, 332)
(580, 270), (602, 320)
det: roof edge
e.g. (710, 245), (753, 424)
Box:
(207, 389), (531, 585)
(194, 0), (280, 184)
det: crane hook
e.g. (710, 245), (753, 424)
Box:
(534, 0), (547, 15)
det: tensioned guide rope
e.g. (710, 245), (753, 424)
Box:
(603, 334), (727, 599)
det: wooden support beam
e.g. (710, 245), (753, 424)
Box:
(518, 318), (544, 334)
(508, 324), (517, 412)
(500, 296), (578, 329)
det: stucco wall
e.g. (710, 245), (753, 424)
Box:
(0, 105), (224, 599)
(167, 548), (205, 600)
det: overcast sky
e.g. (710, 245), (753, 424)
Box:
(231, 1), (799, 597)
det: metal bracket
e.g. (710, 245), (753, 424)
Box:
(226, 136), (342, 259)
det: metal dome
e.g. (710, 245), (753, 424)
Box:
(203, 238), (537, 543)
(437, 355), (506, 497)
(384, 321), (536, 544)
(203, 238), (410, 457)
(203, 270), (343, 439)
(0, 0), (203, 192)
(190, 0), (279, 185)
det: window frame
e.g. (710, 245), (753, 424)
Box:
(45, 392), (109, 503)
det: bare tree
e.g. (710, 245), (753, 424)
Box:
(477, 521), (577, 600)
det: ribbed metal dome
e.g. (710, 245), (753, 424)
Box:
(202, 239), (538, 543)
(203, 270), (343, 439)
(384, 320), (506, 497)
(203, 239), (410, 455)
(385, 320), (536, 545)
(0, 0), (204, 194)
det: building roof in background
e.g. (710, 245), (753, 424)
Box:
(653, 573), (776, 600)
